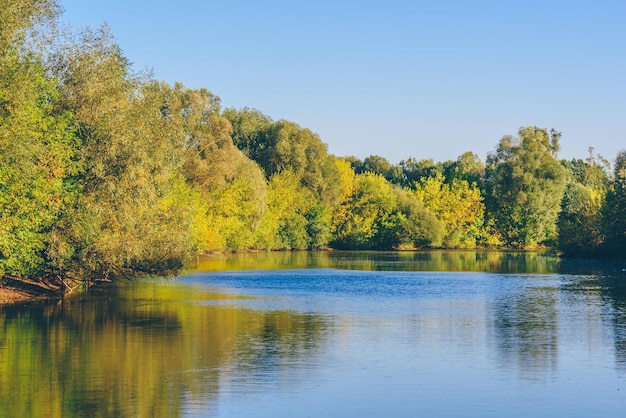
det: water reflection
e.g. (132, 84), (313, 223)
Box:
(2, 251), (626, 417)
(491, 283), (560, 381)
(0, 283), (330, 417)
(597, 276), (626, 372)
(188, 250), (563, 274)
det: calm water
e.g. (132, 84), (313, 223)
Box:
(2, 251), (626, 417)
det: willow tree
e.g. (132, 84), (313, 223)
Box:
(0, 0), (79, 279)
(51, 26), (199, 279)
(225, 108), (342, 249)
(0, 0), (60, 52)
(485, 127), (567, 247)
(161, 85), (267, 251)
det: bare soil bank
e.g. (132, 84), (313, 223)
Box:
(0, 277), (60, 305)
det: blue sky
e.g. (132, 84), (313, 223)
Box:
(59, 0), (625, 164)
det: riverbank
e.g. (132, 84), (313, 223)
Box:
(0, 277), (61, 305)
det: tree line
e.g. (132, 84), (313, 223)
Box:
(1, 1), (624, 286)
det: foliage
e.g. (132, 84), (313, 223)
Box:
(413, 174), (486, 248)
(4, 7), (626, 287)
(330, 172), (397, 249)
(0, 0), (60, 53)
(349, 154), (405, 185)
(602, 150), (626, 258)
(558, 183), (605, 255)
(254, 170), (318, 250)
(330, 171), (442, 250)
(50, 27), (201, 279)
(557, 152), (610, 255)
(155, 84), (267, 252)
(0, 1), (79, 278)
(485, 127), (567, 247)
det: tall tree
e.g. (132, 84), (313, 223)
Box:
(485, 127), (567, 247)
(253, 170), (316, 250)
(225, 109), (340, 203)
(330, 172), (398, 249)
(0, 0), (79, 279)
(603, 150), (626, 258)
(0, 0), (60, 53)
(159, 85), (267, 251)
(557, 152), (610, 255)
(51, 27), (199, 279)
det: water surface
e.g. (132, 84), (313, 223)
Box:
(2, 251), (626, 417)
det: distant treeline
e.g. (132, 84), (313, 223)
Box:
(1, 1), (625, 285)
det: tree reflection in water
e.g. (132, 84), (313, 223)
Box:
(0, 283), (330, 417)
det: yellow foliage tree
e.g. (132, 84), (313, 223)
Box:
(412, 174), (486, 248)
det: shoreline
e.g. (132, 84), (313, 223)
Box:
(0, 277), (61, 306)
(2, 249), (623, 306)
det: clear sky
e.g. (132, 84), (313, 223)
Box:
(59, 0), (625, 165)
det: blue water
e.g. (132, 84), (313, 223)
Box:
(177, 268), (626, 417)
(3, 252), (626, 417)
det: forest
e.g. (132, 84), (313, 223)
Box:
(1, 0), (625, 287)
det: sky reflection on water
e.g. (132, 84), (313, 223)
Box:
(178, 264), (626, 417)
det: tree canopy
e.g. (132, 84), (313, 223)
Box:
(2, 7), (625, 288)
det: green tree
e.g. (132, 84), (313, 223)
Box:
(158, 84), (267, 252)
(225, 109), (340, 204)
(51, 27), (200, 279)
(603, 150), (626, 258)
(557, 151), (610, 255)
(392, 187), (443, 248)
(0, 0), (79, 279)
(226, 108), (343, 249)
(558, 183), (605, 255)
(254, 170), (316, 250)
(442, 151), (485, 191)
(330, 172), (398, 249)
(399, 157), (442, 187)
(350, 155), (404, 185)
(223, 107), (273, 159)
(485, 127), (567, 247)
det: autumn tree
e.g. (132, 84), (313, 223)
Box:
(253, 170), (319, 249)
(413, 174), (486, 248)
(330, 172), (398, 249)
(225, 108), (342, 249)
(330, 171), (442, 250)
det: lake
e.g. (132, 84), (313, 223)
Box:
(2, 251), (626, 417)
